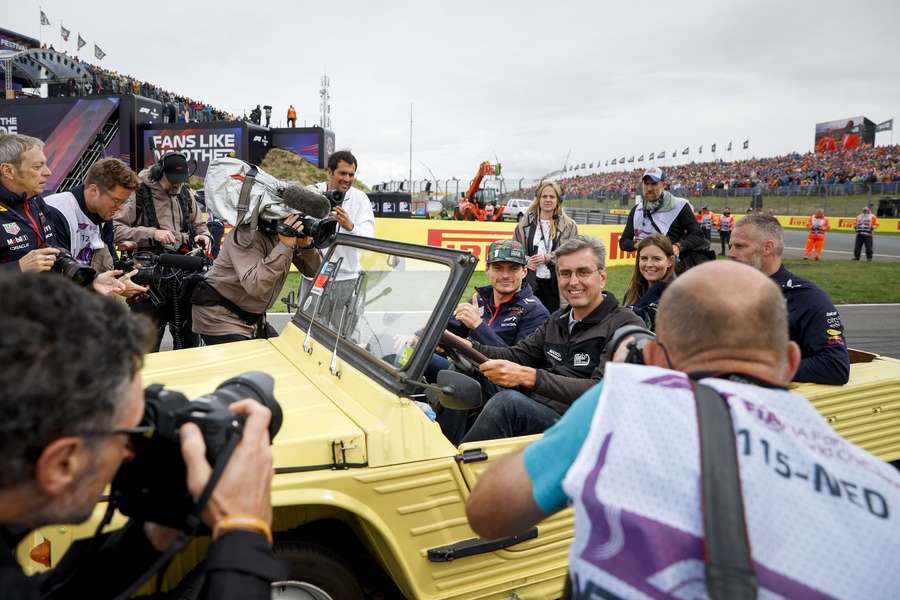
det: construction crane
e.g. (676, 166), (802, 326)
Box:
(454, 161), (505, 221)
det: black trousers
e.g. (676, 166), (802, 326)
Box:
(854, 233), (874, 260)
(533, 273), (561, 313)
(130, 294), (198, 352)
(720, 230), (731, 255)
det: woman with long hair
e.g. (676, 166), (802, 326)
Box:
(513, 181), (578, 312)
(623, 234), (677, 331)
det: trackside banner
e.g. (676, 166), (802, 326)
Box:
(372, 219), (635, 269)
(776, 215), (900, 233)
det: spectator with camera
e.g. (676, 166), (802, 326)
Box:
(619, 167), (710, 273)
(300, 150), (375, 333)
(466, 261), (899, 599)
(114, 152), (213, 351)
(458, 236), (642, 443)
(728, 214), (850, 385)
(0, 274), (286, 599)
(622, 233), (677, 332)
(192, 185), (325, 345)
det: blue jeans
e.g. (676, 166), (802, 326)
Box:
(460, 390), (560, 443)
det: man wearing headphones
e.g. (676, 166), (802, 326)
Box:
(114, 152), (213, 351)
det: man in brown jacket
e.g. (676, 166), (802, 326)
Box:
(191, 209), (322, 345)
(114, 153), (213, 350)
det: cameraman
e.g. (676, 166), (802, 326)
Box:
(192, 185), (324, 345)
(466, 261), (900, 598)
(0, 134), (137, 297)
(301, 150), (375, 332)
(0, 274), (285, 599)
(114, 152), (213, 350)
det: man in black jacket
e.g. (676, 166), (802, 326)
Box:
(0, 274), (286, 599)
(460, 236), (643, 442)
(618, 167), (709, 273)
(728, 214), (850, 385)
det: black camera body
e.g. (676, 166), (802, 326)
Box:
(111, 371), (283, 529)
(115, 244), (209, 303)
(52, 249), (96, 287)
(607, 325), (656, 365)
(323, 189), (345, 208)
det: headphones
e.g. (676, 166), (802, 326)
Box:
(149, 152), (195, 182)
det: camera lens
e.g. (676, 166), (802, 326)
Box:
(52, 250), (96, 287)
(212, 371), (283, 440)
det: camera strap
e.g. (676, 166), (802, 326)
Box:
(109, 426), (244, 600)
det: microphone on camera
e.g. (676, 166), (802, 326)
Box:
(280, 185), (330, 218)
(158, 253), (206, 272)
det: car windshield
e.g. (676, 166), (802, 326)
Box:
(298, 245), (451, 370)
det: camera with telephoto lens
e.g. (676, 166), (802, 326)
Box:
(115, 244), (209, 294)
(51, 249), (96, 287)
(110, 371), (283, 529)
(323, 189), (345, 208)
(607, 325), (656, 365)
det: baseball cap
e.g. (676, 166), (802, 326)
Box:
(863, 206), (871, 212)
(642, 167), (663, 182)
(486, 240), (526, 265)
(161, 153), (190, 184)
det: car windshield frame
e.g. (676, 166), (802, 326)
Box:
(290, 234), (478, 396)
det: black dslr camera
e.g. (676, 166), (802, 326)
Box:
(51, 249), (96, 287)
(323, 189), (345, 208)
(607, 325), (656, 365)
(111, 371), (283, 529)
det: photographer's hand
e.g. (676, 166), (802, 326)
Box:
(153, 229), (178, 245)
(277, 214), (304, 249)
(179, 400), (274, 531)
(18, 247), (59, 272)
(331, 206), (354, 231)
(92, 270), (127, 296)
(115, 269), (149, 299)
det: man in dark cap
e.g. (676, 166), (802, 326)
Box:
(114, 152), (212, 351)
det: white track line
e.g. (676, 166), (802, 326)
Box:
(784, 246), (900, 258)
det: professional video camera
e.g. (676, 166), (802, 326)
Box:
(51, 249), (96, 287)
(116, 243), (209, 302)
(204, 157), (338, 249)
(111, 371), (283, 529)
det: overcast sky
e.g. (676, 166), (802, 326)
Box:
(8, 0), (900, 187)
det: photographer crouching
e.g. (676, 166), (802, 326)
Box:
(191, 184), (326, 345)
(0, 274), (286, 598)
(114, 152), (214, 351)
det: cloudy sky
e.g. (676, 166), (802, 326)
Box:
(8, 0), (900, 187)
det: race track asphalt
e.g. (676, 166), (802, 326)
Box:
(781, 230), (900, 261)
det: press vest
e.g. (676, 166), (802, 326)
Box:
(855, 213), (876, 234)
(809, 216), (828, 236)
(699, 212), (714, 230)
(43, 191), (105, 263)
(562, 363), (900, 599)
(632, 195), (690, 241)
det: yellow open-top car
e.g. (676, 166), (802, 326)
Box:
(19, 235), (900, 599)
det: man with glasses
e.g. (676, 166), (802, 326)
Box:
(0, 274), (285, 598)
(459, 236), (642, 442)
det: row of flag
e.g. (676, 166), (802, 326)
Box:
(40, 9), (105, 60)
(565, 140), (750, 172)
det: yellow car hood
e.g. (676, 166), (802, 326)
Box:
(141, 340), (366, 470)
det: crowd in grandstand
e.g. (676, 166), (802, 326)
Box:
(44, 47), (236, 123)
(554, 144), (900, 198)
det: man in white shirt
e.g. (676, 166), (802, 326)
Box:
(302, 150), (375, 334)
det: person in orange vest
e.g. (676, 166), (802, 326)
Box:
(804, 208), (829, 261)
(697, 205), (717, 242)
(852, 206), (879, 262)
(717, 206), (735, 255)
(286, 105), (297, 127)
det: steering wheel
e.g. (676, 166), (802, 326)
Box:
(439, 330), (489, 377)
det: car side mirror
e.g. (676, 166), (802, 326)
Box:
(425, 370), (483, 410)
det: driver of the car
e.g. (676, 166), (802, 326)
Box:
(453, 236), (643, 443)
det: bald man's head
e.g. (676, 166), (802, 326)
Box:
(656, 261), (789, 368)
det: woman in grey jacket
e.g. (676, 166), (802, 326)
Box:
(513, 181), (578, 312)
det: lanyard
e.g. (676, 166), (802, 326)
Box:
(0, 199), (44, 246)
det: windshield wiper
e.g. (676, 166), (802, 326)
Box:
(330, 272), (366, 377)
(303, 257), (343, 354)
